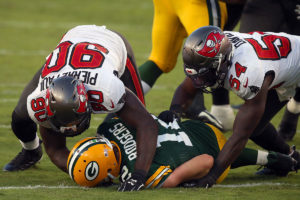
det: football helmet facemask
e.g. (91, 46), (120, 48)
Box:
(45, 76), (92, 137)
(182, 26), (233, 93)
(67, 136), (121, 187)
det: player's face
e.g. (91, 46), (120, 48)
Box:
(184, 66), (217, 90)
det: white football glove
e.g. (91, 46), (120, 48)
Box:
(210, 104), (235, 132)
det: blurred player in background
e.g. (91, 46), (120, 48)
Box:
(4, 25), (157, 192)
(239, 0), (300, 141)
(67, 114), (298, 189)
(138, 0), (246, 131)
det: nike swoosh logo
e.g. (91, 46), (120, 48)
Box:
(243, 78), (248, 88)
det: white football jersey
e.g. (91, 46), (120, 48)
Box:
(223, 31), (300, 101)
(27, 25), (128, 128)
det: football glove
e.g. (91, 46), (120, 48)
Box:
(158, 110), (181, 123)
(118, 170), (146, 192)
(197, 110), (224, 131)
(181, 174), (217, 188)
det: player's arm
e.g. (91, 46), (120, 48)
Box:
(162, 154), (214, 188)
(204, 74), (274, 183)
(170, 77), (198, 114)
(117, 88), (158, 185)
(39, 126), (69, 173)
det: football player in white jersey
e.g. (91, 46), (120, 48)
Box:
(167, 25), (300, 187)
(4, 25), (158, 191)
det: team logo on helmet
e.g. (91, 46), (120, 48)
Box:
(76, 81), (89, 113)
(196, 30), (225, 58)
(85, 161), (99, 181)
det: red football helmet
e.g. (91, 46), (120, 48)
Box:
(45, 76), (91, 137)
(182, 26), (233, 92)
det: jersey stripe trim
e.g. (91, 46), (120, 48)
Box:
(145, 166), (172, 189)
(125, 57), (145, 105)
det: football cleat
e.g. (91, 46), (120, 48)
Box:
(255, 167), (289, 176)
(3, 143), (43, 172)
(278, 109), (299, 141)
(210, 104), (235, 131)
(67, 136), (120, 187)
(256, 150), (299, 176)
(289, 145), (300, 170)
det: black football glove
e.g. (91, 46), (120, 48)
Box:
(118, 170), (146, 192)
(181, 174), (217, 188)
(158, 110), (181, 123)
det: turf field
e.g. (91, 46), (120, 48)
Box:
(0, 0), (299, 199)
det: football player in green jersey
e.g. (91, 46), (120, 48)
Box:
(67, 114), (298, 190)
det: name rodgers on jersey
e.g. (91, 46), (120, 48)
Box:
(108, 122), (137, 161)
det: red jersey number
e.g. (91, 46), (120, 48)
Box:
(87, 90), (108, 112)
(246, 34), (291, 60)
(229, 62), (247, 91)
(42, 41), (108, 77)
(31, 97), (47, 122)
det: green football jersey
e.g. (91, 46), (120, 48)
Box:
(97, 116), (221, 188)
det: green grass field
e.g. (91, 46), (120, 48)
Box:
(0, 0), (299, 199)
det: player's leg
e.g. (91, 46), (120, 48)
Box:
(231, 147), (297, 176)
(4, 67), (43, 171)
(278, 88), (300, 141)
(248, 90), (300, 168)
(276, 1), (300, 141)
(139, 0), (187, 94)
(210, 88), (235, 131)
(280, 0), (300, 34)
(239, 0), (284, 33)
(249, 90), (291, 154)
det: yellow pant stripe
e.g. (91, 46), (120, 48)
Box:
(205, 123), (230, 183)
(145, 166), (173, 188)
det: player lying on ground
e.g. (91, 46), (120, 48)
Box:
(67, 113), (298, 190)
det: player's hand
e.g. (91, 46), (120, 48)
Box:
(181, 175), (217, 188)
(197, 110), (224, 131)
(158, 110), (180, 123)
(118, 171), (146, 192)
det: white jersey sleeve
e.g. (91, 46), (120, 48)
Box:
(27, 88), (52, 128)
(87, 69), (126, 114)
